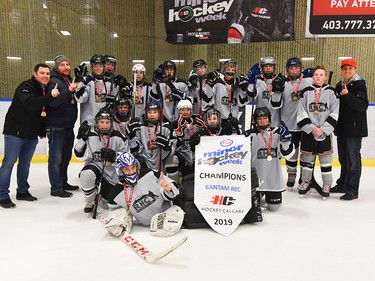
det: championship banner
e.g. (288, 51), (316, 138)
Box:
(306, 0), (375, 37)
(194, 135), (251, 236)
(164, 0), (295, 44)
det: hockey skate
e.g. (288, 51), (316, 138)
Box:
(84, 201), (95, 213)
(321, 185), (331, 200)
(287, 173), (296, 191)
(298, 182), (310, 197)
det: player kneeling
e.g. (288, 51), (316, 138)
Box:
(105, 152), (184, 237)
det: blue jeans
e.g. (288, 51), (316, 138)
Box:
(0, 135), (38, 200)
(47, 127), (75, 192)
(336, 137), (362, 196)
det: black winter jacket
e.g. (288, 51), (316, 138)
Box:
(3, 76), (55, 139)
(335, 76), (368, 138)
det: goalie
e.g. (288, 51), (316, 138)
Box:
(106, 152), (184, 237)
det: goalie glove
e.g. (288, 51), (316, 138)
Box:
(105, 208), (133, 237)
(150, 205), (184, 237)
(227, 23), (245, 44)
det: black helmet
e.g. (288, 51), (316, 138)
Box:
(286, 57), (302, 69)
(95, 109), (113, 135)
(104, 54), (117, 65)
(163, 60), (176, 71)
(90, 54), (105, 65)
(193, 59), (207, 71)
(203, 107), (221, 133)
(115, 98), (132, 122)
(145, 101), (161, 124)
(253, 107), (271, 129)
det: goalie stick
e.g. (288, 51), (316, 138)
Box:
(97, 213), (188, 263)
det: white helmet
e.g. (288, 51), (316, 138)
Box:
(260, 56), (276, 67)
(177, 99), (193, 111)
(132, 64), (146, 73)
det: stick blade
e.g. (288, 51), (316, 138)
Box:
(144, 236), (188, 263)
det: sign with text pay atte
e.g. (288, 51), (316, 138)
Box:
(194, 135), (251, 236)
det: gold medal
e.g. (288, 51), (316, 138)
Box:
(41, 111), (46, 117)
(267, 155), (272, 161)
(71, 99), (75, 104)
(137, 104), (142, 108)
(150, 150), (153, 157)
(292, 95), (298, 101)
(165, 97), (170, 103)
(97, 97), (102, 103)
(314, 110), (319, 115)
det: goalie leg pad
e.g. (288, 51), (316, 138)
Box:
(105, 208), (133, 237)
(150, 205), (185, 237)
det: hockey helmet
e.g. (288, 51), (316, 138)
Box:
(132, 64), (146, 73)
(104, 54), (117, 65)
(116, 152), (140, 185)
(222, 59), (237, 77)
(163, 60), (176, 71)
(145, 101), (161, 124)
(115, 98), (132, 121)
(90, 54), (105, 66)
(95, 108), (113, 135)
(253, 107), (271, 129)
(203, 107), (221, 132)
(177, 99), (193, 111)
(260, 56), (276, 67)
(193, 59), (208, 71)
(286, 57), (302, 69)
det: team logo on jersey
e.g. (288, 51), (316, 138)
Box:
(308, 102), (328, 113)
(133, 191), (159, 213)
(257, 147), (277, 159)
(221, 96), (238, 106)
(261, 90), (271, 101)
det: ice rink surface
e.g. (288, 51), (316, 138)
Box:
(1, 163), (374, 281)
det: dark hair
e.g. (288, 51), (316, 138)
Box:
(34, 63), (50, 72)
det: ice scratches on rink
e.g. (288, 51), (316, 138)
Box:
(1, 163), (375, 281)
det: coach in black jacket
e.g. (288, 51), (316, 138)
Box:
(0, 63), (59, 208)
(333, 58), (368, 200)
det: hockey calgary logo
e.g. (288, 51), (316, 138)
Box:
(168, 0), (235, 23)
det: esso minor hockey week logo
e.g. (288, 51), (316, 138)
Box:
(220, 139), (233, 147)
(169, 0), (235, 23)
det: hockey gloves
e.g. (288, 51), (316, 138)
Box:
(227, 23), (245, 44)
(150, 205), (184, 237)
(128, 118), (141, 138)
(114, 75), (128, 88)
(189, 133), (201, 148)
(188, 72), (199, 87)
(272, 74), (286, 93)
(170, 88), (186, 101)
(277, 121), (292, 142)
(77, 120), (90, 141)
(206, 71), (220, 87)
(247, 63), (261, 84)
(101, 148), (117, 163)
(175, 115), (188, 137)
(74, 63), (88, 83)
(156, 134), (170, 150)
(236, 74), (249, 90)
(152, 64), (165, 83)
(105, 208), (133, 237)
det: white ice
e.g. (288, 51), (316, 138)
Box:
(1, 163), (374, 281)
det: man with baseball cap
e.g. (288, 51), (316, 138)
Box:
(332, 58), (368, 200)
(45, 55), (79, 198)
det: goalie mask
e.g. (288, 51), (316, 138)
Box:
(203, 108), (221, 133)
(115, 98), (131, 122)
(95, 109), (113, 135)
(116, 152), (140, 185)
(253, 107), (271, 130)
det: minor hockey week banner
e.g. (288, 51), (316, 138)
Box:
(194, 135), (251, 236)
(306, 0), (375, 37)
(164, 0), (295, 44)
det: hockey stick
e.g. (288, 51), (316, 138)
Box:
(328, 71), (334, 85)
(132, 72), (137, 119)
(97, 213), (188, 263)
